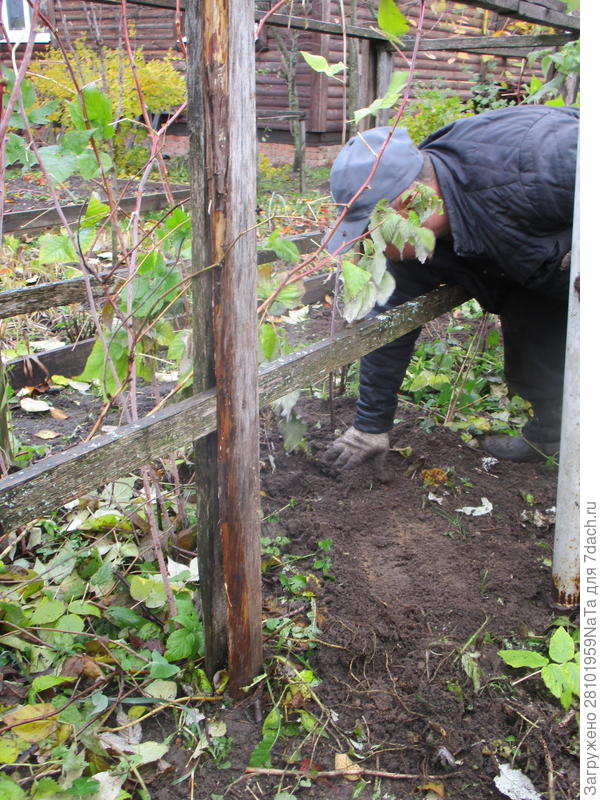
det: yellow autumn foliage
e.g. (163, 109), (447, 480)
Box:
(28, 36), (186, 126)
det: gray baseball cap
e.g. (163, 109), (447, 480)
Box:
(324, 126), (424, 255)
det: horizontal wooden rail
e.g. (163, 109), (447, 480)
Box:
(3, 188), (190, 236)
(0, 232), (322, 320)
(0, 284), (468, 532)
(4, 268), (334, 391)
(75, 0), (579, 34)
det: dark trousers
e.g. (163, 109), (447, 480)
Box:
(354, 256), (568, 440)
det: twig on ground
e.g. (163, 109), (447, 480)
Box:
(246, 766), (455, 780)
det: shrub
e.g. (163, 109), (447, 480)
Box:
(29, 37), (186, 126)
(402, 87), (472, 144)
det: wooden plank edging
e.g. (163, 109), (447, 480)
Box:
(0, 232), (323, 320)
(3, 188), (191, 235)
(0, 284), (469, 532)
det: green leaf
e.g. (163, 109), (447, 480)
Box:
(61, 129), (94, 155)
(37, 145), (78, 184)
(133, 741), (169, 765)
(279, 412), (307, 453)
(130, 575), (167, 609)
(377, 0), (409, 37)
(29, 599), (66, 626)
(63, 777), (100, 797)
(342, 260), (371, 300)
(31, 675), (75, 697)
(68, 85), (114, 138)
(0, 736), (20, 765)
(248, 707), (281, 768)
(354, 71), (408, 123)
(548, 626), (575, 664)
(164, 627), (204, 662)
(259, 322), (278, 362)
(0, 776), (26, 800)
(83, 193), (110, 228)
(5, 133), (28, 167)
(76, 149), (112, 180)
(541, 663), (564, 699)
(106, 606), (147, 630)
(300, 51), (345, 78)
(68, 601), (101, 617)
(261, 230), (300, 263)
(559, 660), (579, 696)
(498, 649), (549, 669)
(38, 233), (77, 265)
(149, 651), (181, 679)
(30, 777), (62, 799)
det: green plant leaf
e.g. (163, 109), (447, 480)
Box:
(300, 51), (345, 78)
(259, 322), (279, 362)
(377, 0), (409, 37)
(149, 651), (180, 679)
(38, 233), (77, 265)
(164, 627), (204, 662)
(37, 145), (78, 183)
(106, 606), (147, 630)
(559, 660), (579, 696)
(497, 649), (549, 669)
(262, 229), (301, 263)
(248, 707), (281, 768)
(541, 663), (564, 699)
(29, 599), (66, 626)
(548, 626), (575, 664)
(31, 675), (75, 697)
(83, 193), (110, 227)
(129, 575), (167, 609)
(342, 260), (371, 300)
(0, 736), (20, 765)
(61, 129), (94, 154)
(0, 776), (26, 800)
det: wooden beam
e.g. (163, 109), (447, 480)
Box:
(0, 284), (468, 534)
(196, 0), (263, 692)
(78, 1), (579, 34)
(6, 339), (96, 391)
(3, 189), (190, 235)
(0, 232), (322, 320)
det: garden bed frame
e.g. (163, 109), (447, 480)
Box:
(0, 0), (580, 691)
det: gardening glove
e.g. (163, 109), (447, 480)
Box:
(322, 426), (389, 472)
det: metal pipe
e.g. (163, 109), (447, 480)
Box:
(551, 154), (580, 609)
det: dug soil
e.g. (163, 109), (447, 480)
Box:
(156, 395), (578, 800)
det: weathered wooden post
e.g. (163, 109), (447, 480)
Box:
(187, 0), (263, 691)
(552, 157), (580, 609)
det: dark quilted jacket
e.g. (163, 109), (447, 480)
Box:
(421, 104), (578, 295)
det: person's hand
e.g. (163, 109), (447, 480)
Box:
(322, 426), (389, 471)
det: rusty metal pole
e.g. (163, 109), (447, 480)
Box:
(188, 0), (263, 691)
(552, 155), (580, 609)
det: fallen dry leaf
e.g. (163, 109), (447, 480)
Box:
(34, 429), (60, 440)
(418, 781), (445, 798)
(50, 407), (69, 420)
(20, 397), (51, 413)
(334, 753), (361, 781)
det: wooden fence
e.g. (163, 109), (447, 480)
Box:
(0, 0), (579, 690)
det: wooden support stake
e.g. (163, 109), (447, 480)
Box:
(189, 0), (263, 692)
(187, 0), (225, 675)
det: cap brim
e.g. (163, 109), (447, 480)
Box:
(323, 214), (370, 256)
